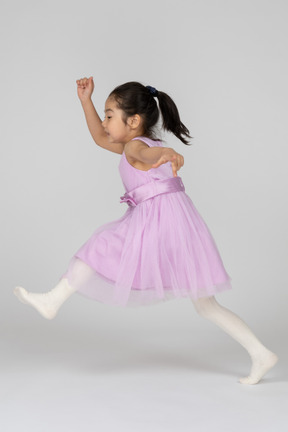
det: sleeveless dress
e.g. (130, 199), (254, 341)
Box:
(63, 136), (232, 307)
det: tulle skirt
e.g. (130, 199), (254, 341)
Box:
(63, 191), (232, 307)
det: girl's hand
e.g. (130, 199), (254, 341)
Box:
(151, 148), (184, 177)
(76, 76), (94, 103)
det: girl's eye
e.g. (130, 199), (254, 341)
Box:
(107, 116), (112, 119)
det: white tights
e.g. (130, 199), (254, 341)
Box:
(14, 281), (278, 384)
(191, 296), (278, 384)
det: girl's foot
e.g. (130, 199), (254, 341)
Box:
(13, 279), (75, 320)
(14, 286), (59, 319)
(238, 349), (279, 385)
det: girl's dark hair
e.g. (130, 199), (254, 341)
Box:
(109, 82), (192, 145)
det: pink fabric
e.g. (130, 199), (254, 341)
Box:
(120, 176), (185, 207)
(63, 136), (232, 307)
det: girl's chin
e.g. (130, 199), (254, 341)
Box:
(108, 136), (120, 143)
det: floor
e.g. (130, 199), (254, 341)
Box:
(1, 297), (287, 432)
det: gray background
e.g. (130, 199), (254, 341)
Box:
(1, 0), (287, 431)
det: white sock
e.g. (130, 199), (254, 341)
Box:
(14, 278), (76, 320)
(191, 296), (278, 384)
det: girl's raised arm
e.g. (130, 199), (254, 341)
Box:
(76, 77), (124, 154)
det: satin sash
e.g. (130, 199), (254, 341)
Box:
(120, 176), (185, 207)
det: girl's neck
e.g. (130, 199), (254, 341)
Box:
(122, 132), (145, 144)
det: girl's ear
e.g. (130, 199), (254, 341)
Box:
(127, 114), (141, 130)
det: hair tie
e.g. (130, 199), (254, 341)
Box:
(146, 85), (159, 97)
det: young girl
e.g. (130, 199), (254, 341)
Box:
(14, 77), (278, 385)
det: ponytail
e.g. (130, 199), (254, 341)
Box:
(157, 91), (192, 145)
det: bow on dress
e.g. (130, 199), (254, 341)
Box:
(119, 192), (137, 207)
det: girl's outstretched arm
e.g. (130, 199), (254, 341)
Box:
(125, 140), (184, 177)
(76, 77), (124, 154)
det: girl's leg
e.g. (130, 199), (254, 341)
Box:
(13, 258), (93, 320)
(14, 278), (77, 320)
(191, 296), (278, 384)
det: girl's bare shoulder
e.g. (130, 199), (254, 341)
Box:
(124, 139), (150, 160)
(124, 139), (154, 171)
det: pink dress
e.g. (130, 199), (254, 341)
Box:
(63, 136), (232, 307)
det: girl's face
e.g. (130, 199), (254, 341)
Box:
(102, 98), (132, 144)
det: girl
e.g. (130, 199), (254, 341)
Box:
(14, 77), (278, 385)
